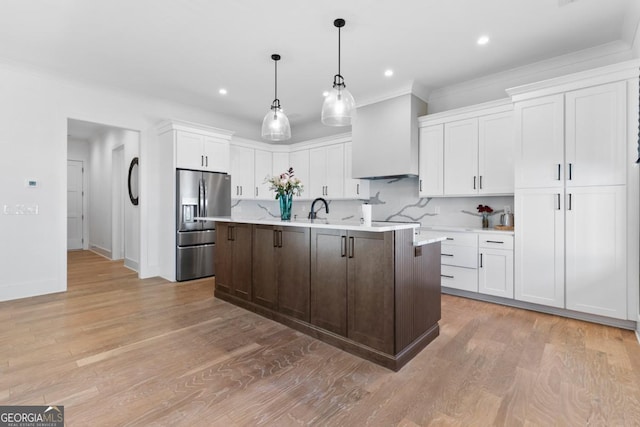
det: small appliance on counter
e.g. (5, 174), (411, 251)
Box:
(176, 169), (231, 281)
(496, 208), (514, 230)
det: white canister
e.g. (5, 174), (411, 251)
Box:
(361, 204), (372, 226)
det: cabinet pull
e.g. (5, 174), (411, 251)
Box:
(480, 253), (483, 268)
(273, 230), (278, 247)
(227, 226), (232, 241)
(341, 236), (347, 257)
(567, 193), (572, 211)
(201, 155), (204, 167)
(357, 183), (360, 195)
(486, 240), (503, 244)
(473, 176), (476, 190)
(442, 253), (454, 257)
(441, 274), (454, 279)
(556, 193), (561, 210)
(557, 164), (561, 181)
(205, 156), (209, 167)
(479, 175), (483, 189)
(419, 180), (422, 192)
(240, 186), (243, 196)
(348, 236), (354, 258)
(568, 163), (572, 180)
(255, 187), (258, 197)
(446, 237), (454, 241)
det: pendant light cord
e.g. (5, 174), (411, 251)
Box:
(274, 58), (278, 102)
(338, 24), (341, 78)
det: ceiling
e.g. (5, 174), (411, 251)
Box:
(2, 0), (638, 142)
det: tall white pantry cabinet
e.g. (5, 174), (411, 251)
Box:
(508, 60), (640, 322)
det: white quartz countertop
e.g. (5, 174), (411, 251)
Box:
(419, 225), (515, 236)
(196, 216), (420, 233)
(413, 236), (447, 247)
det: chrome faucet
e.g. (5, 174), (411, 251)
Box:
(308, 198), (329, 219)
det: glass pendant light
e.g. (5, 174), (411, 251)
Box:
(262, 54), (291, 141)
(321, 18), (356, 127)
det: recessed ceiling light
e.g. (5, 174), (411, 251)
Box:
(477, 35), (490, 46)
(384, 69), (394, 77)
(218, 88), (228, 95)
(322, 91), (329, 97)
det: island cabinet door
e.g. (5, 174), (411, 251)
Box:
(310, 228), (348, 336)
(214, 223), (233, 294)
(252, 225), (278, 310)
(214, 222), (252, 300)
(277, 227), (311, 321)
(347, 230), (395, 354)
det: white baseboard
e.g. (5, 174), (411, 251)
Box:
(124, 258), (139, 273)
(89, 245), (112, 260)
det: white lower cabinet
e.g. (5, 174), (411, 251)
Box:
(515, 188), (565, 308)
(254, 149), (273, 200)
(439, 231), (478, 292)
(565, 186), (627, 319)
(479, 234), (514, 298)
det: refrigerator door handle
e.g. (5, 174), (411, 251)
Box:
(198, 178), (205, 217)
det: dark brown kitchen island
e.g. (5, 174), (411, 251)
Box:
(206, 217), (443, 371)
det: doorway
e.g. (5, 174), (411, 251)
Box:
(67, 118), (141, 273)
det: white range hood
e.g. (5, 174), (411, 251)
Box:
(351, 93), (427, 179)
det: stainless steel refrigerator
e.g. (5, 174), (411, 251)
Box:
(176, 169), (231, 281)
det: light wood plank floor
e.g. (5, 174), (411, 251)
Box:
(1, 251), (639, 426)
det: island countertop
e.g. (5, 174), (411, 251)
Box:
(196, 216), (421, 233)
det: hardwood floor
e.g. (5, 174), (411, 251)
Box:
(1, 250), (639, 426)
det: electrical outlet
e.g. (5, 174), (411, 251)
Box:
(504, 205), (511, 213)
(434, 206), (440, 214)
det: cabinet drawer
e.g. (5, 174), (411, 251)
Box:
(479, 233), (514, 250)
(441, 265), (478, 292)
(421, 230), (477, 247)
(441, 244), (478, 268)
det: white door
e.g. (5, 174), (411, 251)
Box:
(419, 125), (444, 197)
(444, 118), (478, 195)
(565, 82), (627, 187)
(479, 248), (514, 298)
(289, 150), (310, 200)
(514, 95), (564, 189)
(478, 111), (514, 194)
(565, 185), (626, 319)
(515, 188), (565, 308)
(230, 145), (254, 199)
(203, 136), (230, 173)
(254, 149), (273, 200)
(325, 144), (345, 199)
(309, 147), (327, 199)
(176, 131), (205, 170)
(344, 142), (369, 199)
(67, 160), (84, 250)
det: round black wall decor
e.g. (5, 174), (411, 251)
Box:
(127, 157), (139, 206)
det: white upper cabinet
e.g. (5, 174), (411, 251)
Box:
(344, 142), (370, 199)
(272, 152), (290, 178)
(565, 82), (627, 187)
(419, 100), (514, 197)
(176, 131), (230, 173)
(253, 149), (273, 200)
(289, 149), (310, 200)
(478, 111), (514, 194)
(444, 118), (479, 195)
(514, 94), (565, 189)
(230, 145), (254, 199)
(309, 144), (345, 199)
(418, 125), (444, 197)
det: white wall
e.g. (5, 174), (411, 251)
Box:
(0, 60), (255, 302)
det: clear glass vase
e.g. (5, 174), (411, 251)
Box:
(279, 193), (293, 221)
(481, 213), (489, 229)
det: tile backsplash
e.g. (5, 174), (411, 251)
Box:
(231, 176), (514, 229)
